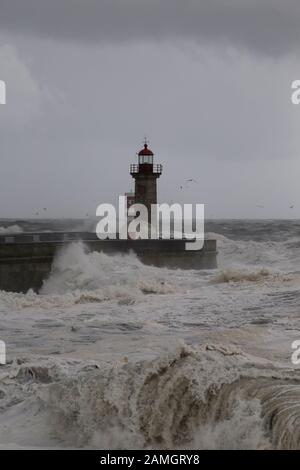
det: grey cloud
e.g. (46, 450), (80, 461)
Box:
(0, 38), (297, 218)
(0, 3), (299, 219)
(1, 0), (300, 56)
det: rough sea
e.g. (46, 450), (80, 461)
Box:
(0, 219), (300, 449)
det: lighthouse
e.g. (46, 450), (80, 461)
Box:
(130, 140), (163, 216)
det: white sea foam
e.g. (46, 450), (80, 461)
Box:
(41, 242), (177, 300)
(0, 224), (23, 234)
(1, 343), (300, 449)
(211, 268), (271, 284)
(1, 221), (300, 449)
(0, 242), (177, 312)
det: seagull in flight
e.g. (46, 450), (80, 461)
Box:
(186, 178), (198, 184)
(179, 178), (199, 190)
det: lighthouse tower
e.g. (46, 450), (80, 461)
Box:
(130, 140), (163, 215)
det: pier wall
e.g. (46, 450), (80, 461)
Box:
(0, 233), (217, 293)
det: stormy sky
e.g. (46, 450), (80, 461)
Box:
(0, 0), (300, 218)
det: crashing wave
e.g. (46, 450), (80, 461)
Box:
(1, 343), (300, 449)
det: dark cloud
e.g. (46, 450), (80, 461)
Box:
(1, 0), (300, 56)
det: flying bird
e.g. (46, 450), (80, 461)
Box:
(179, 178), (199, 191)
(186, 178), (198, 184)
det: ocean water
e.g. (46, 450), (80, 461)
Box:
(0, 219), (300, 449)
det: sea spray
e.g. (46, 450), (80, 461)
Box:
(0, 224), (23, 234)
(40, 242), (176, 298)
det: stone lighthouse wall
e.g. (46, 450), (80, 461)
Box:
(134, 174), (158, 214)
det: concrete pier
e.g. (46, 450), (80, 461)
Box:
(0, 232), (217, 292)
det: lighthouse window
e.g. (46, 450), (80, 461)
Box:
(139, 155), (153, 164)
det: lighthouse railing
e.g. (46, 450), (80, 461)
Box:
(130, 164), (163, 175)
